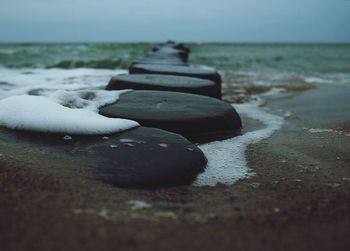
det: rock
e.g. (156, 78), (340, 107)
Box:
(150, 46), (189, 62)
(129, 64), (222, 87)
(172, 43), (190, 54)
(149, 47), (189, 62)
(161, 41), (191, 53)
(134, 58), (188, 66)
(99, 90), (241, 143)
(106, 74), (221, 99)
(0, 127), (206, 188)
(144, 54), (187, 64)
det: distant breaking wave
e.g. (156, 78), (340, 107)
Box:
(0, 58), (133, 70)
(1, 43), (350, 73)
(0, 42), (152, 69)
(46, 59), (131, 69)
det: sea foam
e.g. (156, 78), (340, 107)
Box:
(0, 68), (140, 135)
(0, 66), (284, 184)
(194, 104), (284, 186)
(0, 95), (139, 135)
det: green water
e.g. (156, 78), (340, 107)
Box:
(190, 43), (350, 73)
(0, 43), (349, 74)
(0, 43), (152, 69)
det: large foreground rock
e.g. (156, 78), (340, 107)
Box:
(0, 127), (206, 188)
(99, 90), (241, 142)
(129, 64), (222, 86)
(106, 74), (221, 99)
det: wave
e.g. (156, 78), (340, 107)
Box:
(0, 58), (132, 70)
(1, 43), (350, 74)
(0, 43), (152, 69)
(46, 59), (131, 69)
(0, 67), (127, 100)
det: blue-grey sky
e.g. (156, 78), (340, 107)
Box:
(0, 0), (349, 42)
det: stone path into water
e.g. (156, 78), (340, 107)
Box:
(2, 41), (242, 188)
(98, 41), (242, 187)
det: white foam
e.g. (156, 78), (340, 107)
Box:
(0, 67), (127, 99)
(0, 67), (141, 135)
(63, 135), (73, 140)
(194, 104), (284, 187)
(127, 200), (152, 210)
(308, 128), (334, 133)
(224, 71), (350, 92)
(158, 143), (169, 148)
(261, 87), (285, 96)
(0, 95), (139, 135)
(46, 89), (131, 112)
(306, 128), (349, 136)
(119, 138), (135, 143)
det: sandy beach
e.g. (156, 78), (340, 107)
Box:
(1, 81), (349, 251)
(1, 0), (350, 247)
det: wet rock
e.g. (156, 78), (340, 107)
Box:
(150, 47), (189, 62)
(106, 74), (221, 99)
(132, 58), (188, 66)
(172, 43), (190, 54)
(135, 58), (188, 66)
(160, 41), (191, 53)
(99, 90), (241, 143)
(0, 127), (206, 188)
(129, 64), (222, 87)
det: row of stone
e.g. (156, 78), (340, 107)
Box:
(7, 42), (240, 188)
(83, 41), (242, 187)
(101, 41), (241, 143)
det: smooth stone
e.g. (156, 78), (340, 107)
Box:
(106, 74), (221, 99)
(134, 58), (188, 67)
(99, 90), (241, 143)
(150, 47), (189, 62)
(159, 41), (191, 53)
(129, 64), (222, 86)
(133, 58), (188, 66)
(171, 43), (190, 54)
(152, 45), (188, 53)
(0, 127), (206, 188)
(145, 53), (187, 63)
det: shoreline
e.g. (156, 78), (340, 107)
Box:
(1, 83), (350, 250)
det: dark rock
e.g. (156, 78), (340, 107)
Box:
(129, 64), (222, 87)
(172, 43), (190, 54)
(165, 40), (176, 44)
(163, 41), (191, 53)
(150, 44), (190, 61)
(144, 54), (187, 63)
(99, 90), (241, 143)
(132, 58), (188, 66)
(149, 47), (189, 62)
(0, 127), (206, 188)
(106, 74), (221, 99)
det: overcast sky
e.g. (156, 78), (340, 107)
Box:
(0, 0), (349, 42)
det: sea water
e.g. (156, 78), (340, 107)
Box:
(1, 43), (349, 185)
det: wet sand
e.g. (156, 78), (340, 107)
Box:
(1, 83), (350, 251)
